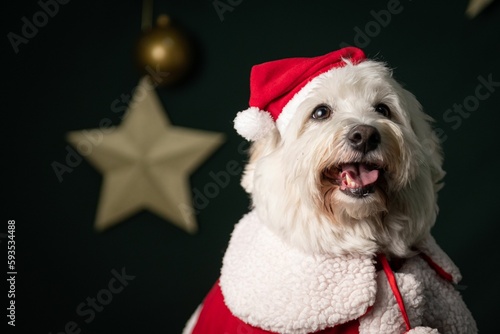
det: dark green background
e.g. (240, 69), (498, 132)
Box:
(4, 0), (500, 333)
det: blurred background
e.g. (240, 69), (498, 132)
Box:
(4, 0), (500, 333)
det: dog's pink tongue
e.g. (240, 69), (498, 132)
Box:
(341, 163), (379, 189)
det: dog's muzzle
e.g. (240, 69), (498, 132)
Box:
(322, 125), (385, 198)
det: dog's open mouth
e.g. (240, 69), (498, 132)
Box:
(323, 162), (384, 198)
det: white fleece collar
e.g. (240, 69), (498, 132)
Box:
(219, 211), (462, 334)
(220, 211), (378, 334)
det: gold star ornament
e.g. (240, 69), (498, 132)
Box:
(67, 77), (225, 233)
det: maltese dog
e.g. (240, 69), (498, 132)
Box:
(183, 47), (477, 334)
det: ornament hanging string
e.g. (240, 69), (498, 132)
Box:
(136, 0), (193, 86)
(142, 0), (153, 31)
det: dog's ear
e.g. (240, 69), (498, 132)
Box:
(420, 118), (446, 192)
(402, 89), (446, 191)
(240, 128), (281, 194)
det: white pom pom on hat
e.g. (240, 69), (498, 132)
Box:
(233, 47), (367, 141)
(233, 107), (275, 142)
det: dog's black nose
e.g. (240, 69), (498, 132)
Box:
(347, 125), (381, 153)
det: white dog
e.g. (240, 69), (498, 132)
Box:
(183, 48), (477, 334)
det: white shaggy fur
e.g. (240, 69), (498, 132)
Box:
(243, 60), (445, 258)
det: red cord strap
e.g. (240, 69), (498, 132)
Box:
(377, 254), (411, 332)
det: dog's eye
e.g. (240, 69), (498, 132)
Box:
(374, 103), (391, 118)
(311, 105), (332, 120)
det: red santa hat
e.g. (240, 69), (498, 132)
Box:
(234, 47), (366, 141)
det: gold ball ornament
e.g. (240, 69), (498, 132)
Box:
(136, 15), (193, 86)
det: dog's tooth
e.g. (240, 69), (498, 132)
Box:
(345, 172), (352, 182)
(344, 172), (356, 188)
